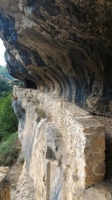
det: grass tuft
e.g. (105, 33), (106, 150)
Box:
(19, 157), (24, 165)
(37, 109), (46, 122)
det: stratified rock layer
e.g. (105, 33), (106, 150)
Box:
(0, 0), (112, 111)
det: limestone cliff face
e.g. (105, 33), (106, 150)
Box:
(0, 1), (112, 200)
(12, 86), (107, 200)
(0, 0), (112, 111)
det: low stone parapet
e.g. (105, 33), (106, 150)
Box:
(77, 117), (105, 188)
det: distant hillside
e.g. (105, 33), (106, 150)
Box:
(0, 66), (23, 86)
(0, 74), (10, 84)
(0, 65), (13, 80)
(0, 79), (12, 97)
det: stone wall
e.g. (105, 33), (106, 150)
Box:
(13, 86), (105, 200)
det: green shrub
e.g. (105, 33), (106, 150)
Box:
(0, 133), (21, 167)
(19, 157), (24, 165)
(37, 109), (46, 122)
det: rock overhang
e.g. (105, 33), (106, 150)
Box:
(0, 0), (112, 111)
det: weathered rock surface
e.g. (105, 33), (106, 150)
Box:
(0, 0), (112, 111)
(12, 86), (111, 200)
(0, 167), (10, 200)
(11, 165), (35, 200)
(0, 1), (112, 199)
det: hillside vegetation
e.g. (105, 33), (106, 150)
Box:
(0, 80), (21, 166)
(0, 80), (12, 97)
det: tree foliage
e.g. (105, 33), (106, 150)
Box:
(0, 80), (12, 97)
(0, 94), (18, 140)
(0, 81), (18, 141)
(0, 77), (20, 167)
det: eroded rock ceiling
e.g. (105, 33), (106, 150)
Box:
(0, 0), (112, 111)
